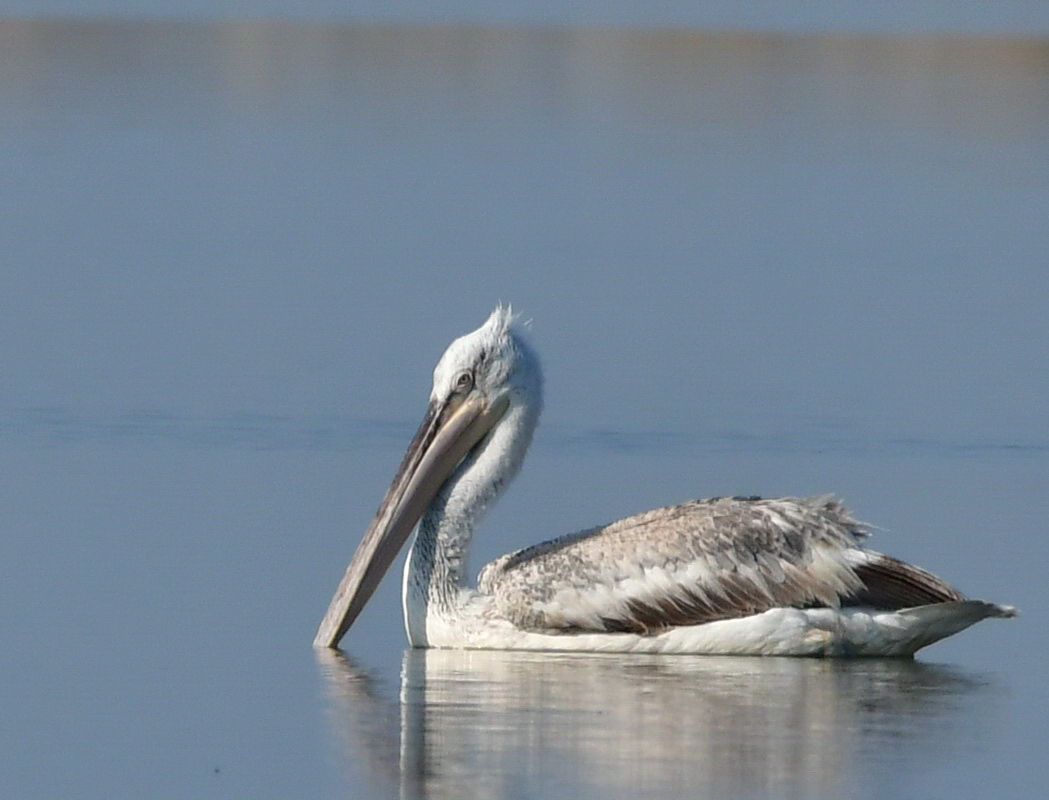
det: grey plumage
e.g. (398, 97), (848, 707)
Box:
(478, 496), (967, 635)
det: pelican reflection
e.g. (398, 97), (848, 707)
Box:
(318, 648), (985, 800)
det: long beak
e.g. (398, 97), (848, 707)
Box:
(314, 391), (507, 648)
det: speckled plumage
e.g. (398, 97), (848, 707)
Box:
(476, 495), (965, 635)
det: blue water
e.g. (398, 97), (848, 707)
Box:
(1, 15), (1047, 800)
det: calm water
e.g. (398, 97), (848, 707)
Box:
(2, 13), (1048, 800)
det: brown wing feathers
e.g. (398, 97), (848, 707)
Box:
(846, 552), (966, 610)
(480, 496), (968, 635)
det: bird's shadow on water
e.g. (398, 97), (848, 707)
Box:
(316, 648), (992, 800)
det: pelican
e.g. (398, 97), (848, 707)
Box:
(316, 307), (1015, 656)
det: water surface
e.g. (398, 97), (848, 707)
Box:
(1, 16), (1046, 800)
(321, 649), (1004, 800)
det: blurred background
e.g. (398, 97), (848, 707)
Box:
(2, 3), (1046, 799)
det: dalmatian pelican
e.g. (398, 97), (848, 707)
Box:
(315, 307), (1015, 655)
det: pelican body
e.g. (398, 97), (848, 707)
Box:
(316, 307), (1015, 656)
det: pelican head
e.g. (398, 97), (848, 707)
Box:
(315, 306), (542, 648)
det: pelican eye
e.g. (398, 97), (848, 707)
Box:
(454, 371), (474, 393)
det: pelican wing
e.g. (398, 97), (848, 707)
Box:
(477, 496), (965, 634)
